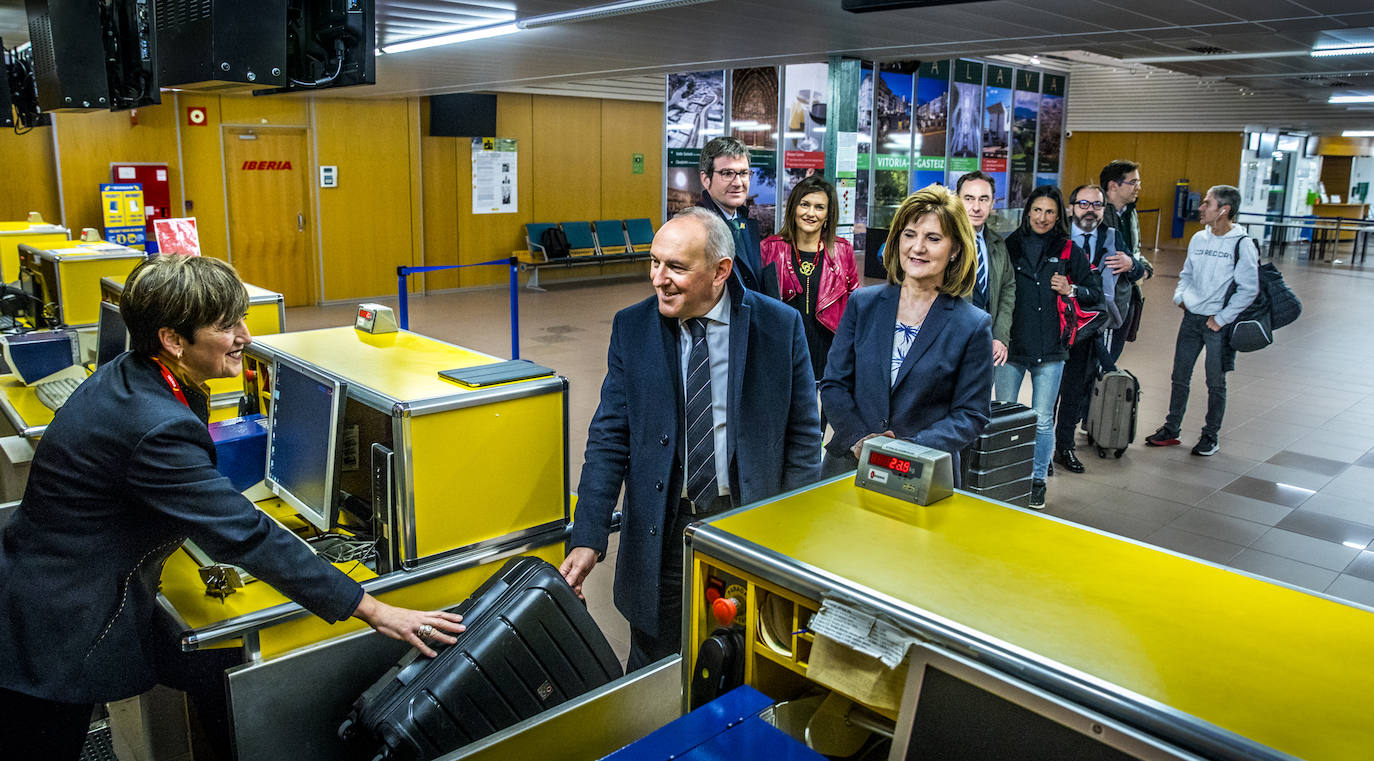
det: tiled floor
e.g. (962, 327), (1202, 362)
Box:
(286, 239), (1374, 661)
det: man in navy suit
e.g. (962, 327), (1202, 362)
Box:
(560, 207), (821, 670)
(695, 136), (770, 295)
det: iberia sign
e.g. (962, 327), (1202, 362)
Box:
(241, 161), (293, 170)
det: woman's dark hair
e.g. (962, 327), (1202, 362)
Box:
(1018, 185), (1069, 238)
(121, 255), (248, 357)
(777, 175), (839, 253)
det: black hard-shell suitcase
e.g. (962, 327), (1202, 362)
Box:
(339, 557), (623, 761)
(1085, 369), (1139, 458)
(961, 402), (1035, 506)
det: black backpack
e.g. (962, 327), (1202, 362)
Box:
(539, 226), (571, 259)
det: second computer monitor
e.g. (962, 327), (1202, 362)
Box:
(96, 301), (130, 367)
(1, 330), (80, 385)
(888, 644), (1205, 761)
(264, 358), (347, 531)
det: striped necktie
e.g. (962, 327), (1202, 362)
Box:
(684, 318), (717, 506)
(976, 235), (990, 309)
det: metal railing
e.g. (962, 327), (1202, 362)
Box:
(395, 257), (522, 359)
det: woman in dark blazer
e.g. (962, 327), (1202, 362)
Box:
(0, 256), (464, 759)
(997, 185), (1102, 509)
(821, 185), (993, 478)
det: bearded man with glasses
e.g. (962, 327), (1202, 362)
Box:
(696, 136), (776, 296)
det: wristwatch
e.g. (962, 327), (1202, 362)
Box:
(1069, 284), (1078, 298)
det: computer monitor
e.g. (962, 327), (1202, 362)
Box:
(96, 301), (130, 368)
(1, 330), (80, 385)
(889, 644), (1205, 761)
(264, 358), (347, 531)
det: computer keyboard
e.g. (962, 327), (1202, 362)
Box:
(35, 375), (81, 410)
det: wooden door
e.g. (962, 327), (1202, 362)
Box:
(223, 128), (315, 305)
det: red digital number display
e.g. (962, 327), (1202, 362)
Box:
(868, 451), (912, 475)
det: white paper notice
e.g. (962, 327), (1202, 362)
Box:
(838, 177), (857, 226)
(156, 169), (167, 182)
(837, 132), (858, 175)
(472, 138), (518, 215)
(117, 167), (136, 180)
(808, 596), (919, 668)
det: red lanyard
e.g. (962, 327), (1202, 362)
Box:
(153, 358), (190, 408)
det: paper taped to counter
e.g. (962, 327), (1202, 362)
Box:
(808, 596), (919, 668)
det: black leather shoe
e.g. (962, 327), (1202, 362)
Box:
(1054, 448), (1086, 474)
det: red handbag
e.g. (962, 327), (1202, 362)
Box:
(1055, 241), (1105, 348)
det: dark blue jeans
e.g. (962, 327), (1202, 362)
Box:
(1164, 311), (1229, 439)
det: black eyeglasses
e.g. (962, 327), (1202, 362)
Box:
(1073, 200), (1105, 209)
(712, 169), (749, 182)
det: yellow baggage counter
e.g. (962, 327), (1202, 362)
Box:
(18, 241), (144, 327)
(0, 220), (69, 284)
(150, 326), (571, 758)
(678, 476), (1374, 761)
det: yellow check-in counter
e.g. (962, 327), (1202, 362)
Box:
(0, 220), (69, 284)
(151, 326), (570, 757)
(17, 241), (145, 328)
(678, 476), (1374, 761)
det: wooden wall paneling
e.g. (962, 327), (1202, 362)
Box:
(600, 99), (663, 228)
(54, 103), (183, 235)
(314, 98), (415, 301)
(176, 92), (230, 263)
(420, 96), (460, 291)
(1133, 133), (1188, 240)
(0, 126), (61, 223)
(1060, 132), (1089, 193)
(220, 96), (309, 127)
(455, 94), (534, 289)
(531, 95), (602, 226)
(407, 98), (425, 294)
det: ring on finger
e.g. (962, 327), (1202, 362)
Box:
(418, 624), (435, 639)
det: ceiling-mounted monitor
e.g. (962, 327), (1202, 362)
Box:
(157, 0), (289, 91)
(255, 0), (375, 96)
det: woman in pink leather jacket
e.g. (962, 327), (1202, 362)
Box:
(760, 175), (860, 378)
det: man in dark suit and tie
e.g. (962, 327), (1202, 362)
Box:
(956, 171), (1015, 369)
(1053, 184), (1141, 473)
(560, 207), (821, 670)
(695, 136), (771, 295)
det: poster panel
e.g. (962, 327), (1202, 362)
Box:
(732, 67), (778, 150)
(472, 138), (517, 214)
(856, 63), (873, 237)
(982, 64), (1013, 209)
(781, 63), (829, 202)
(1010, 69), (1041, 211)
(947, 59), (983, 173)
(1037, 74), (1066, 175)
(666, 159), (704, 217)
(666, 71), (725, 149)
(871, 62), (915, 230)
(913, 60), (949, 190)
(732, 66), (780, 234)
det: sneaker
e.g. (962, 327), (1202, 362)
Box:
(1144, 426), (1180, 447)
(1191, 435), (1219, 456)
(1028, 480), (1046, 509)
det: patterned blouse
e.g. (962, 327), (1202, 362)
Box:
(891, 321), (921, 387)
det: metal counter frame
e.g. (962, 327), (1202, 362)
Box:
(682, 475), (1371, 761)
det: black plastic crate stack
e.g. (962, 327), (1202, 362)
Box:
(961, 401), (1037, 507)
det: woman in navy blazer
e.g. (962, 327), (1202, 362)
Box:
(0, 256), (464, 759)
(821, 185), (993, 477)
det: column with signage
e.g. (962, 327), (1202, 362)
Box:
(912, 60), (949, 191)
(981, 64), (1014, 210)
(946, 59), (983, 189)
(1035, 73), (1066, 190)
(1009, 70), (1041, 212)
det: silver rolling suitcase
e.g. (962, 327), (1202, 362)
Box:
(1085, 369), (1138, 459)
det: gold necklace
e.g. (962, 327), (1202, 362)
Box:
(797, 245), (821, 276)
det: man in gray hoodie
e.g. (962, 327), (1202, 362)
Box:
(1144, 185), (1258, 456)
